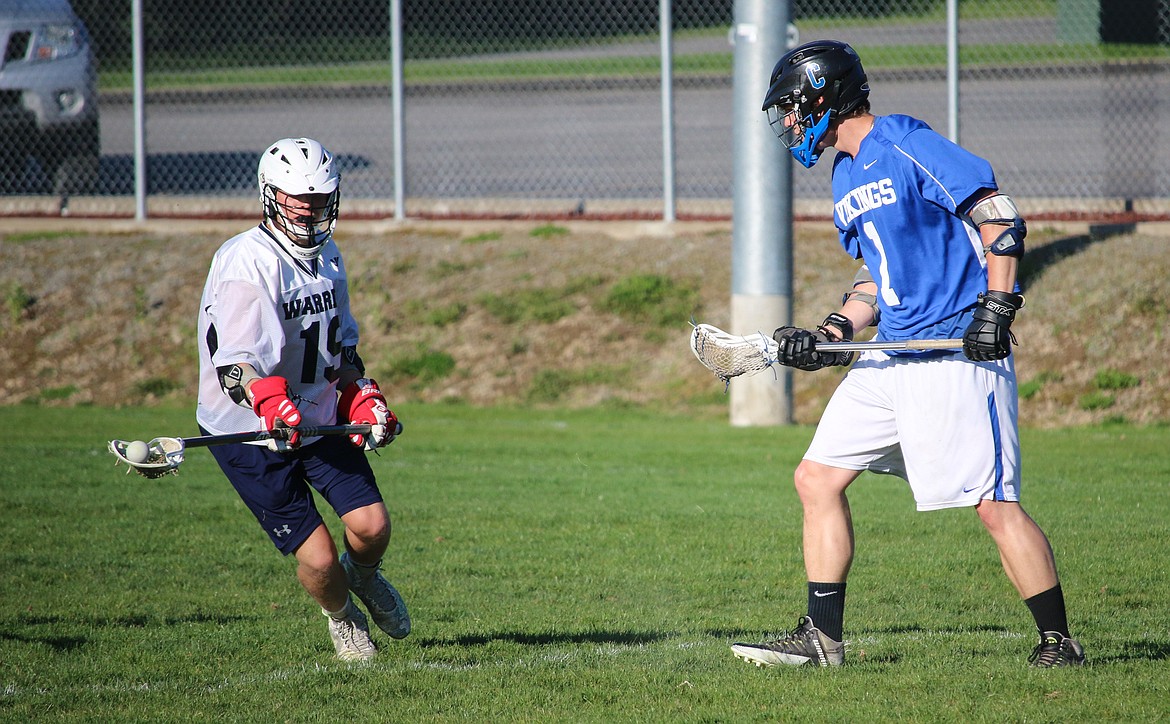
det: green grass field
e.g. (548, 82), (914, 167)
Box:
(1, 404), (1167, 720)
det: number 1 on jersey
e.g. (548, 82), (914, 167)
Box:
(863, 220), (901, 307)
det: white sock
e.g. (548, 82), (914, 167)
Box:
(323, 598), (352, 620)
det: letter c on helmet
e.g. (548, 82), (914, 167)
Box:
(805, 62), (826, 89)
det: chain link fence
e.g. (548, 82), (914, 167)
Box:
(2, 1), (1167, 215)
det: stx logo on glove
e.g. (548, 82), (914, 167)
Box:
(980, 296), (1018, 318)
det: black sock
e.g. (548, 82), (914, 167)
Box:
(807, 581), (846, 642)
(1024, 585), (1070, 637)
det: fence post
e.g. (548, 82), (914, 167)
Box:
(947, 0), (959, 144)
(729, 0), (792, 426)
(660, 0), (676, 223)
(132, 0), (146, 221)
(390, 0), (406, 220)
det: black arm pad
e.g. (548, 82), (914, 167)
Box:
(340, 345), (366, 376)
(217, 364), (260, 408)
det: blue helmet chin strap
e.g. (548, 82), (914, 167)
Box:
(790, 109), (834, 168)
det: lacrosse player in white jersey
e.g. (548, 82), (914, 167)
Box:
(196, 138), (409, 661)
(730, 41), (1084, 669)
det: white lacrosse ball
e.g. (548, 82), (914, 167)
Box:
(125, 440), (151, 463)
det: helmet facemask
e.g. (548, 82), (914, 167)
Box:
(765, 81), (841, 169)
(262, 185), (339, 258)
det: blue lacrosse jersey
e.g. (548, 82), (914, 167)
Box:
(831, 114), (997, 347)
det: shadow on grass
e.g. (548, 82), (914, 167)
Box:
(416, 629), (669, 648)
(1086, 640), (1170, 665)
(2, 612), (258, 654)
(705, 623), (1013, 639)
(1020, 215), (1152, 289)
(19, 611), (255, 628)
(1019, 233), (1093, 288)
(3, 610), (256, 653)
(865, 622), (1015, 635)
(0, 630), (87, 653)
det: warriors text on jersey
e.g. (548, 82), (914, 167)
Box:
(831, 114), (998, 343)
(197, 225), (359, 436)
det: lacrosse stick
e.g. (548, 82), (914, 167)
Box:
(108, 423), (377, 479)
(689, 322), (962, 384)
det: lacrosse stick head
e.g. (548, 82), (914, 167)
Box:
(689, 323), (778, 384)
(108, 437), (186, 478)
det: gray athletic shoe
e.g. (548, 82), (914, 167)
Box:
(1028, 631), (1086, 668)
(731, 616), (845, 667)
(340, 552), (411, 639)
(324, 599), (378, 662)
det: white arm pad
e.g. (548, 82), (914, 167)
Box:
(967, 194), (1027, 257)
(967, 194), (1021, 227)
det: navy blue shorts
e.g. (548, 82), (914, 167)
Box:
(205, 431), (383, 555)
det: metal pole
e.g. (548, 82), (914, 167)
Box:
(660, 0), (676, 222)
(946, 0), (959, 143)
(131, 0), (146, 221)
(730, 0), (791, 426)
(390, 0), (406, 220)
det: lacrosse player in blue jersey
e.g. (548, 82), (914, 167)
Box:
(196, 138), (409, 661)
(730, 41), (1083, 669)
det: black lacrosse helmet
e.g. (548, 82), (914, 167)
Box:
(761, 40), (870, 168)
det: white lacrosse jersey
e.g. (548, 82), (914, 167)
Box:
(196, 224), (360, 436)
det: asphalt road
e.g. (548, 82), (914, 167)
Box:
(91, 13), (1169, 209)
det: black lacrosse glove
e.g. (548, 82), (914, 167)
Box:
(963, 291), (1024, 361)
(773, 313), (855, 371)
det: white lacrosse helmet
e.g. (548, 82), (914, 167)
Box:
(257, 138), (340, 261)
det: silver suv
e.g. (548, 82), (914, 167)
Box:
(0, 0), (99, 194)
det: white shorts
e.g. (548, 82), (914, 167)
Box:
(803, 351), (1020, 511)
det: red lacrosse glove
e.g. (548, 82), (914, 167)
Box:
(338, 378), (399, 450)
(250, 375), (302, 450)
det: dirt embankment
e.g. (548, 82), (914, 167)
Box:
(2, 220), (1167, 427)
